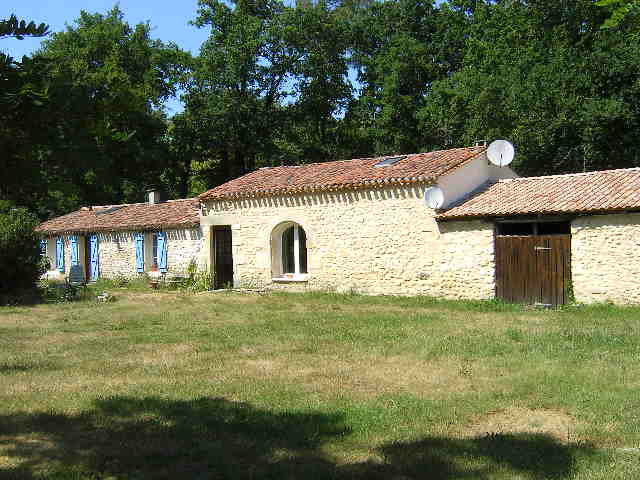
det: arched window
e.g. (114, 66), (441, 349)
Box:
(272, 222), (308, 279)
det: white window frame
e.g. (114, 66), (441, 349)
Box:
(271, 222), (308, 282)
(143, 232), (160, 272)
(54, 236), (63, 270)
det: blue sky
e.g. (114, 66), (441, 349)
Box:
(3, 1), (213, 114)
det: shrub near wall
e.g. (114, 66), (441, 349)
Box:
(0, 205), (44, 300)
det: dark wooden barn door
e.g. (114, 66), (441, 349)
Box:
(213, 226), (234, 289)
(495, 235), (571, 305)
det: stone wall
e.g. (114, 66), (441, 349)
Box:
(164, 228), (203, 274)
(97, 232), (138, 278)
(572, 213), (640, 304)
(43, 228), (202, 280)
(201, 184), (496, 299)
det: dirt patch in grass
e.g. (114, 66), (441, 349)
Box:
(127, 342), (197, 367)
(237, 355), (493, 399)
(119, 292), (189, 304)
(463, 407), (576, 443)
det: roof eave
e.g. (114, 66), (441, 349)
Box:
(36, 221), (200, 236)
(438, 207), (640, 222)
(201, 176), (438, 203)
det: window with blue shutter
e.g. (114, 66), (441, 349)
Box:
(157, 231), (167, 273)
(70, 236), (78, 266)
(56, 237), (65, 272)
(135, 233), (144, 272)
(89, 234), (99, 281)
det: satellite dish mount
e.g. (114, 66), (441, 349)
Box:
(424, 186), (445, 209)
(486, 140), (515, 167)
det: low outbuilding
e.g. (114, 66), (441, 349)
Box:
(439, 168), (640, 305)
(35, 190), (201, 283)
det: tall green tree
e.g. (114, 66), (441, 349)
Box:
(277, 2), (352, 164)
(597, 0), (640, 30)
(185, 0), (293, 182)
(181, 0), (353, 189)
(27, 7), (190, 217)
(419, 0), (640, 175)
(344, 0), (469, 155)
(0, 15), (50, 214)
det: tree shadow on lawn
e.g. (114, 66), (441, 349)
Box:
(0, 396), (595, 479)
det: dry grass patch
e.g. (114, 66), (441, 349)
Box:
(235, 354), (497, 400)
(116, 291), (192, 306)
(125, 342), (197, 367)
(463, 407), (577, 444)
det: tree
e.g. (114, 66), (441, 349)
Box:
(276, 2), (353, 164)
(180, 0), (354, 189)
(19, 7), (190, 218)
(0, 15), (51, 217)
(185, 0), (298, 181)
(0, 14), (48, 40)
(597, 0), (640, 30)
(0, 205), (44, 300)
(419, 0), (640, 175)
(344, 0), (469, 155)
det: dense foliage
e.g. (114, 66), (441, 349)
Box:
(1, 8), (189, 218)
(2, 0), (640, 220)
(0, 205), (44, 298)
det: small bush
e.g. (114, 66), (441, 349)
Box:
(0, 205), (45, 298)
(181, 262), (214, 293)
(39, 279), (80, 303)
(91, 276), (149, 292)
(111, 275), (130, 288)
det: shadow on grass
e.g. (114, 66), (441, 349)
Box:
(0, 396), (595, 479)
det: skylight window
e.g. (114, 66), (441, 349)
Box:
(374, 156), (405, 167)
(96, 206), (124, 215)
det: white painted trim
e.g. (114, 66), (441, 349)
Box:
(293, 224), (301, 275)
(270, 221), (310, 280)
(272, 274), (309, 283)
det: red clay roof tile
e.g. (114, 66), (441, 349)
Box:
(439, 168), (640, 220)
(35, 198), (200, 235)
(199, 146), (487, 201)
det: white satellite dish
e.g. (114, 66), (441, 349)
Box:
(487, 140), (515, 167)
(424, 186), (445, 209)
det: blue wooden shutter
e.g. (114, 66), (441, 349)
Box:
(56, 237), (65, 272)
(70, 236), (78, 266)
(89, 234), (99, 281)
(135, 233), (145, 272)
(157, 232), (167, 272)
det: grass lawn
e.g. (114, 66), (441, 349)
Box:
(1, 288), (640, 479)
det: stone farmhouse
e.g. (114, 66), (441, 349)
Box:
(36, 145), (640, 305)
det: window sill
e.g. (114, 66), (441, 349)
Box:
(272, 275), (309, 283)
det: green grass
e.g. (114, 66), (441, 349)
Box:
(1, 289), (640, 479)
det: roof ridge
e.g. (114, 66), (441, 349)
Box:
(498, 167), (640, 183)
(259, 145), (485, 171)
(86, 197), (196, 209)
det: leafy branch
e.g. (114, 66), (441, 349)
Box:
(0, 14), (49, 40)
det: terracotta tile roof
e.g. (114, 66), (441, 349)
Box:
(439, 168), (640, 220)
(199, 146), (487, 201)
(35, 198), (200, 235)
